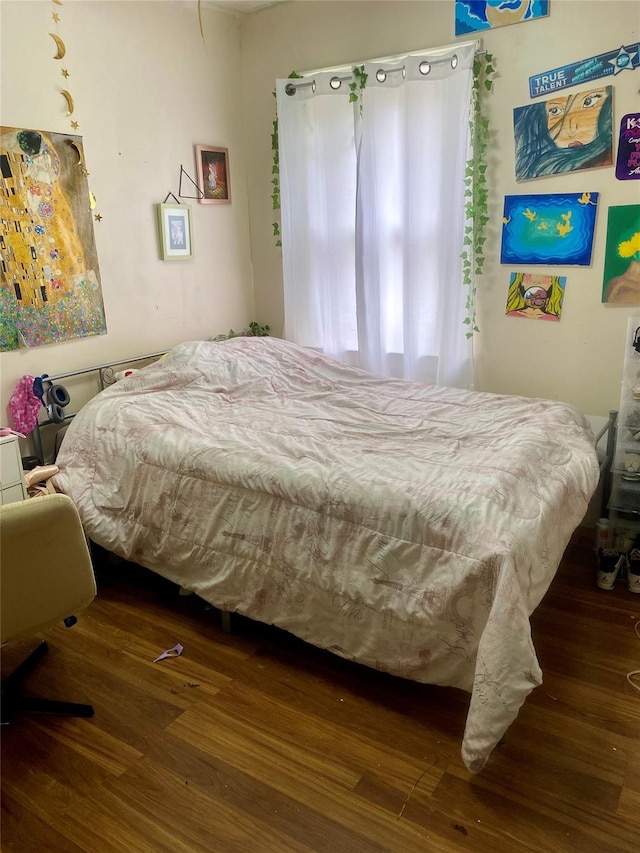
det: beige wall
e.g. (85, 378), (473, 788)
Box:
(1, 0), (638, 431)
(0, 1), (255, 417)
(241, 0), (639, 416)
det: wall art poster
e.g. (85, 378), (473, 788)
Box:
(505, 272), (566, 321)
(455, 1), (548, 36)
(616, 113), (640, 180)
(0, 127), (106, 351)
(602, 204), (640, 304)
(195, 145), (231, 205)
(529, 44), (640, 98)
(513, 86), (613, 181)
(500, 192), (599, 266)
(156, 203), (194, 261)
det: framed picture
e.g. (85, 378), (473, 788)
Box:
(195, 145), (231, 205)
(156, 203), (193, 260)
(500, 192), (599, 266)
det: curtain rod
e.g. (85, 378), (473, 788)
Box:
(298, 38), (482, 77)
(284, 39), (483, 95)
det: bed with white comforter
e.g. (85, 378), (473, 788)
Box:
(53, 337), (599, 773)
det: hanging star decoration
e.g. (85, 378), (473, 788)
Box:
(48, 0), (102, 221)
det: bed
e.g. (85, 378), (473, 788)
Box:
(52, 336), (600, 773)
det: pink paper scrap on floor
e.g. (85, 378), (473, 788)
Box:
(153, 643), (183, 663)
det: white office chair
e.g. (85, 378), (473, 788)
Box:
(1, 493), (97, 722)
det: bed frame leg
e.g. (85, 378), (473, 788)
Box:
(221, 611), (232, 634)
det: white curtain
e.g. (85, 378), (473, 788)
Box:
(277, 42), (477, 388)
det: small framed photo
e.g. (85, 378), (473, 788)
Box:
(195, 145), (231, 205)
(156, 203), (193, 260)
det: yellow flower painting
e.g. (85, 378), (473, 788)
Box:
(602, 204), (640, 304)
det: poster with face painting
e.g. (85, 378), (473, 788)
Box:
(616, 113), (640, 180)
(513, 86), (613, 181)
(0, 126), (107, 351)
(505, 273), (566, 321)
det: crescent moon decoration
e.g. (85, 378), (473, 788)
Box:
(66, 139), (84, 167)
(89, 192), (97, 210)
(49, 32), (66, 60)
(60, 89), (75, 115)
(52, 0), (63, 5)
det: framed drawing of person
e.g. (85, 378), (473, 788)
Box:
(195, 145), (231, 205)
(157, 203), (193, 260)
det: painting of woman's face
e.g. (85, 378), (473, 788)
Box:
(545, 88), (608, 149)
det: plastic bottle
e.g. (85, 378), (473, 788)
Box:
(595, 518), (610, 551)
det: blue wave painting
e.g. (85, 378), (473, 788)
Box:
(500, 193), (599, 266)
(455, 1), (549, 36)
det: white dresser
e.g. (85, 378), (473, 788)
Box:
(0, 434), (27, 505)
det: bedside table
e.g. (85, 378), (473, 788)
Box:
(0, 434), (27, 505)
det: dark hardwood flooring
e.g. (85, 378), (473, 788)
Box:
(1, 530), (639, 852)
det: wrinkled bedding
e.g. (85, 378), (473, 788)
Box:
(53, 337), (599, 773)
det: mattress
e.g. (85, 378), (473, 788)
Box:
(53, 337), (600, 773)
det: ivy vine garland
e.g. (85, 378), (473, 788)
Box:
(461, 52), (495, 338)
(349, 65), (367, 114)
(272, 72), (302, 247)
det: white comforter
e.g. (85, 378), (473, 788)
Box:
(53, 337), (599, 773)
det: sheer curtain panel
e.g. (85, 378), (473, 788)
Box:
(277, 72), (358, 363)
(276, 42), (477, 388)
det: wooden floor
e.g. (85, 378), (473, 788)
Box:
(1, 531), (639, 852)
